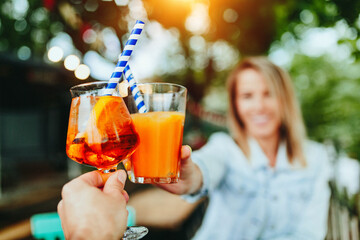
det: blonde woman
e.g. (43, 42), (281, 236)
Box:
(159, 56), (331, 239)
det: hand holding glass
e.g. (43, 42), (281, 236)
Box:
(65, 81), (147, 239)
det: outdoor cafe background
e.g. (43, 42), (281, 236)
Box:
(0, 0), (359, 239)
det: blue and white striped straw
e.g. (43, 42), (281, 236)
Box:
(124, 65), (147, 113)
(104, 20), (145, 96)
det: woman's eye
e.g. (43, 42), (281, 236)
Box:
(240, 93), (252, 99)
(264, 91), (272, 98)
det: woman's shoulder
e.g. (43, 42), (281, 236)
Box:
(303, 140), (331, 169)
(192, 131), (246, 166)
(207, 132), (239, 148)
(208, 131), (233, 141)
(196, 132), (239, 154)
(304, 140), (327, 155)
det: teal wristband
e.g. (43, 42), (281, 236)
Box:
(30, 212), (65, 240)
(126, 206), (136, 226)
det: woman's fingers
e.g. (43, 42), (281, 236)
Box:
(154, 145), (196, 195)
(179, 145), (195, 178)
(181, 145), (192, 161)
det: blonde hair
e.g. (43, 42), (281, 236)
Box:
(227, 56), (307, 166)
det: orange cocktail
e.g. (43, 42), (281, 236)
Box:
(129, 112), (185, 180)
(125, 83), (187, 184)
(66, 82), (139, 172)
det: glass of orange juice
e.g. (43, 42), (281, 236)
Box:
(124, 83), (187, 184)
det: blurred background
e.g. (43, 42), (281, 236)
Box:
(0, 0), (359, 239)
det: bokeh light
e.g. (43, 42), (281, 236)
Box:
(17, 46), (31, 60)
(48, 32), (75, 57)
(74, 64), (90, 80)
(64, 54), (80, 71)
(7, 0), (29, 20)
(223, 8), (238, 23)
(128, 0), (147, 20)
(115, 0), (129, 6)
(14, 19), (27, 32)
(47, 46), (64, 62)
(30, 7), (48, 25)
(185, 3), (210, 34)
(209, 41), (239, 71)
(102, 27), (121, 61)
(82, 28), (97, 44)
(84, 0), (99, 12)
(300, 9), (314, 24)
(189, 35), (206, 51)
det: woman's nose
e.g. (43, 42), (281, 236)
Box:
(253, 96), (266, 111)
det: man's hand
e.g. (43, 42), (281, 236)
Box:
(58, 170), (128, 240)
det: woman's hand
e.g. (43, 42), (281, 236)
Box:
(58, 170), (129, 240)
(156, 145), (203, 195)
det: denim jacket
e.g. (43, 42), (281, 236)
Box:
(183, 132), (331, 240)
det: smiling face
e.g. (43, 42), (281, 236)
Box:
(235, 68), (282, 141)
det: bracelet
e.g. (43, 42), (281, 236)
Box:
(126, 206), (136, 226)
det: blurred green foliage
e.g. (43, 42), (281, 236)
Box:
(0, 1), (55, 55)
(289, 55), (360, 160)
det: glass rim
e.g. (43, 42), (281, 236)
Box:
(70, 81), (187, 96)
(137, 82), (187, 94)
(70, 81), (108, 92)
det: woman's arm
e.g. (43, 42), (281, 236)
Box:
(128, 188), (202, 229)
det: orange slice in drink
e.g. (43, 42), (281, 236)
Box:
(66, 139), (85, 162)
(85, 96), (132, 152)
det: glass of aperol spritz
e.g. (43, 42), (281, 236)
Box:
(66, 81), (148, 239)
(66, 81), (139, 173)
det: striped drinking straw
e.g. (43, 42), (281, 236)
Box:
(124, 64), (147, 113)
(104, 20), (145, 96)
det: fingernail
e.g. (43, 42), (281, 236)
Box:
(186, 145), (192, 153)
(118, 171), (127, 185)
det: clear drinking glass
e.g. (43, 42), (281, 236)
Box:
(66, 81), (148, 239)
(124, 83), (187, 184)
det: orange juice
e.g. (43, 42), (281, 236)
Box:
(128, 111), (185, 183)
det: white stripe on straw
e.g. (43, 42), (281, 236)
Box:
(123, 65), (147, 113)
(104, 20), (145, 96)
